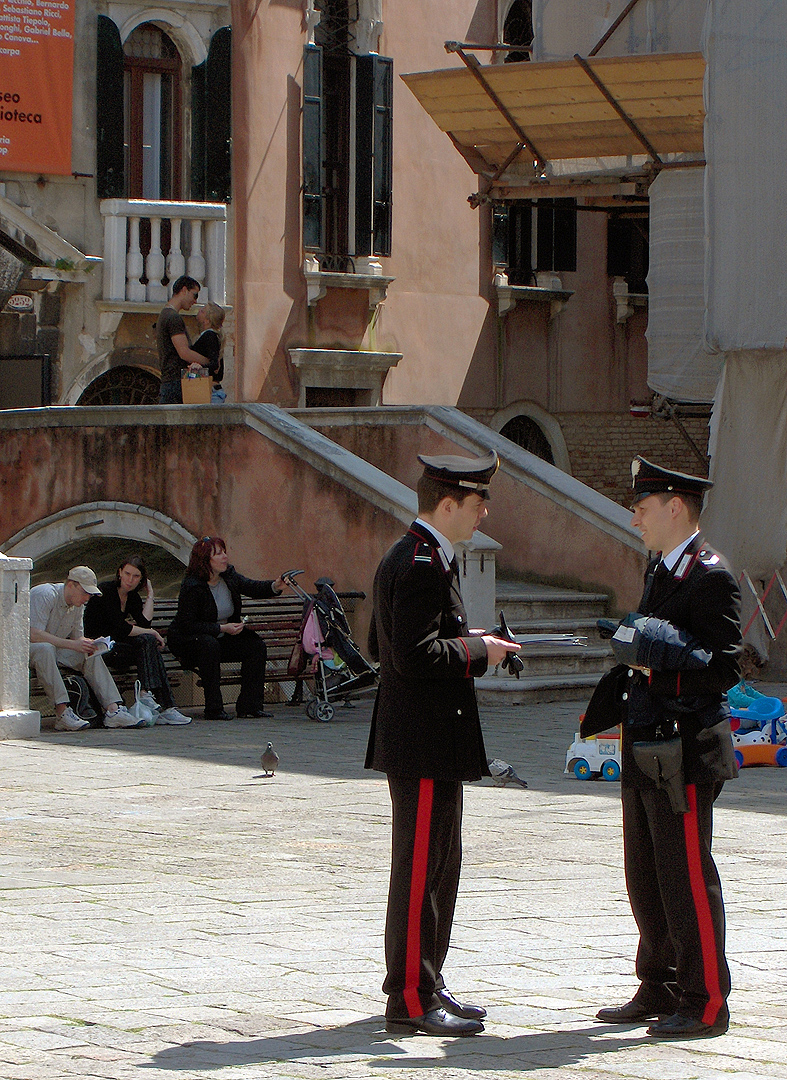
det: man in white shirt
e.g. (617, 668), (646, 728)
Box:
(29, 566), (140, 730)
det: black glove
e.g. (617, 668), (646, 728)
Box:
(604, 613), (711, 672)
(490, 610), (524, 679)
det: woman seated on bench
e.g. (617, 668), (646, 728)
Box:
(84, 555), (192, 725)
(167, 536), (286, 722)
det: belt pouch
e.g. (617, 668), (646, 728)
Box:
(632, 736), (689, 813)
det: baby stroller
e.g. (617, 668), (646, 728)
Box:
(283, 571), (378, 721)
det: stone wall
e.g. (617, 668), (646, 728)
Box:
(554, 413), (711, 506)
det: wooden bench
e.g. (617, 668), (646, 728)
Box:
(31, 590), (366, 716)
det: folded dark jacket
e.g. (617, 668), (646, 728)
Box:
(609, 613), (711, 673)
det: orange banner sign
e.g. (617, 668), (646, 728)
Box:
(0, 0), (75, 175)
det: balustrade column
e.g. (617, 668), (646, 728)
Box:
(167, 218), (186, 289)
(145, 218), (167, 303)
(187, 220), (207, 301)
(102, 211), (127, 301)
(126, 216), (145, 302)
(205, 219), (226, 305)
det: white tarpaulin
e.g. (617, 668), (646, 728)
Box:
(645, 168), (723, 401)
(703, 0), (787, 350)
(703, 353), (787, 658)
(538, 0), (705, 60)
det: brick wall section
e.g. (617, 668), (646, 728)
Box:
(555, 413), (711, 506)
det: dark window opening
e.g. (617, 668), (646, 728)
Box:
(124, 25), (182, 200)
(0, 354), (51, 408)
(77, 366), (160, 406)
(304, 386), (372, 407)
(607, 213), (649, 293)
(500, 415), (555, 464)
(493, 199), (577, 284)
(314, 0), (356, 55)
(302, 37), (393, 262)
(322, 53), (352, 258)
(503, 0), (533, 63)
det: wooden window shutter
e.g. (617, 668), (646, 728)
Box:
(206, 27), (232, 201)
(302, 43), (324, 252)
(355, 54), (393, 258)
(96, 15), (125, 199)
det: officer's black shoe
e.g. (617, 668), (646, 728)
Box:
(596, 986), (678, 1024)
(647, 1012), (728, 1039)
(436, 989), (487, 1020)
(385, 1008), (484, 1037)
(235, 707), (273, 718)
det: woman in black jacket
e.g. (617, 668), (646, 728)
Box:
(84, 555), (191, 724)
(167, 536), (286, 721)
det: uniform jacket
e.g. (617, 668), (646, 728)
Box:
(583, 536), (742, 786)
(167, 565), (277, 646)
(364, 521), (490, 781)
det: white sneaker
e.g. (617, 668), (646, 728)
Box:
(137, 690), (161, 712)
(103, 705), (144, 728)
(157, 707), (192, 726)
(54, 706), (91, 731)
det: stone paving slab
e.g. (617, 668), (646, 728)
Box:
(0, 694), (786, 1079)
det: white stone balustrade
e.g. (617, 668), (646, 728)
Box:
(100, 199), (227, 305)
(0, 553), (40, 739)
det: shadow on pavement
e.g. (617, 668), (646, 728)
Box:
(141, 1017), (645, 1072)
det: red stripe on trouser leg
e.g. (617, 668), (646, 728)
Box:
(683, 783), (724, 1024)
(403, 778), (434, 1018)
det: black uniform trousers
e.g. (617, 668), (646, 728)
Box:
(172, 629), (267, 717)
(383, 774), (463, 1020)
(622, 779), (730, 1026)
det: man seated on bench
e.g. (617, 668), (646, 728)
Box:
(29, 566), (140, 731)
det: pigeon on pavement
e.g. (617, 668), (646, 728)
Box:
(261, 742), (279, 777)
(487, 758), (528, 788)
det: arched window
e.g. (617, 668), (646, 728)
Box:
(77, 366), (160, 406)
(500, 415), (555, 464)
(97, 17), (232, 202)
(124, 25), (182, 200)
(503, 0), (533, 63)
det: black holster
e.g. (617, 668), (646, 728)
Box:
(695, 717), (739, 781)
(632, 736), (689, 813)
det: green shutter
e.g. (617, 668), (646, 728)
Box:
(191, 59), (207, 200)
(205, 27), (232, 202)
(302, 44), (324, 252)
(355, 54), (393, 258)
(96, 16), (125, 199)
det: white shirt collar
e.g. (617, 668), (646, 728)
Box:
(662, 529), (700, 571)
(415, 518), (455, 571)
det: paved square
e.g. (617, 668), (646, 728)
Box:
(1, 695), (785, 1079)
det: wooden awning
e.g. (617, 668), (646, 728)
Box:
(402, 52), (705, 178)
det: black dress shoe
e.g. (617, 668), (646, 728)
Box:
(596, 991), (677, 1023)
(205, 710), (233, 722)
(647, 1012), (728, 1039)
(385, 1008), (484, 1037)
(436, 988), (487, 1020)
(236, 707), (273, 718)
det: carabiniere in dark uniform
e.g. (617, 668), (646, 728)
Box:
(365, 449), (507, 1037)
(585, 457), (742, 1039)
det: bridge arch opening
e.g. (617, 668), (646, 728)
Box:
(3, 503), (196, 595)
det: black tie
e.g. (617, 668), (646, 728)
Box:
(449, 556), (459, 579)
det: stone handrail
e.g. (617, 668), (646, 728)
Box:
(100, 199), (226, 305)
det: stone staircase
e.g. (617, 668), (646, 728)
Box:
(476, 579), (615, 705)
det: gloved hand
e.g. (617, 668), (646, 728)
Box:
(604, 613), (711, 672)
(490, 611), (524, 679)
